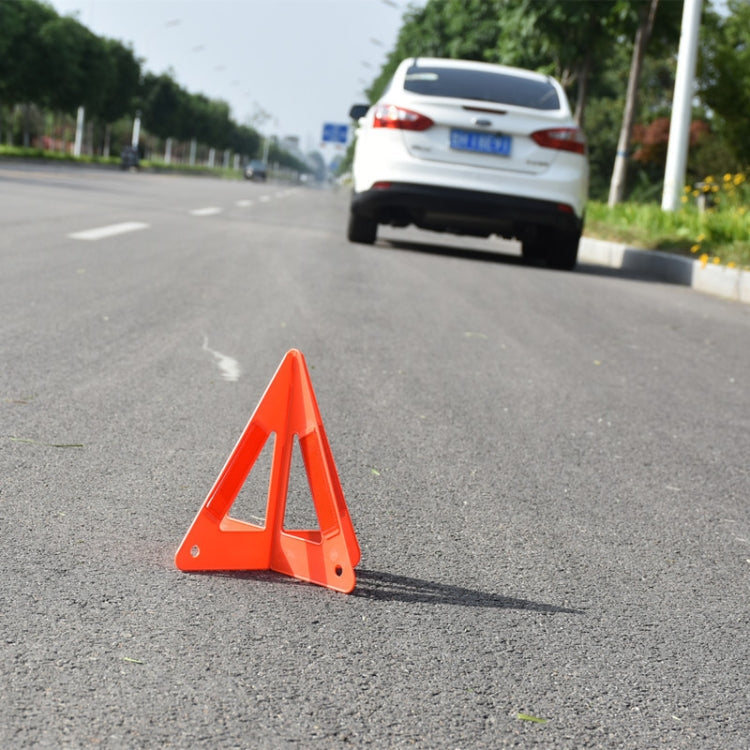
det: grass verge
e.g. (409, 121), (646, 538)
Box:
(586, 183), (749, 270)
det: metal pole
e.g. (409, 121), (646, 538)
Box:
(661, 0), (703, 212)
(131, 112), (141, 149)
(73, 106), (84, 157)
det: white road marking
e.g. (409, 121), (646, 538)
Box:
(202, 337), (241, 382)
(259, 195), (271, 203)
(68, 222), (149, 241)
(236, 199), (253, 207)
(190, 207), (223, 216)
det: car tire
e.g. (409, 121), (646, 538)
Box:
(523, 230), (579, 270)
(547, 231), (580, 271)
(521, 237), (546, 264)
(347, 211), (377, 244)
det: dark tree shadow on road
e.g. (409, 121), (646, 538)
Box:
(353, 568), (583, 614)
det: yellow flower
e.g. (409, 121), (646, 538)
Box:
(705, 175), (715, 183)
(728, 262), (736, 269)
(699, 253), (709, 268)
(690, 244), (700, 253)
(734, 174), (746, 186)
(684, 185), (692, 193)
(692, 190), (700, 197)
(681, 195), (688, 203)
(712, 257), (721, 265)
(724, 173), (732, 182)
(697, 234), (706, 242)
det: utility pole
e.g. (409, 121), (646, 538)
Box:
(73, 106), (85, 158)
(131, 111), (142, 149)
(661, 0), (703, 212)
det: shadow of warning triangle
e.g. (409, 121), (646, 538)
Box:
(175, 349), (361, 593)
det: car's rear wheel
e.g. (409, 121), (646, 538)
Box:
(347, 211), (377, 244)
(523, 229), (579, 271)
(521, 237), (547, 264)
(547, 231), (580, 271)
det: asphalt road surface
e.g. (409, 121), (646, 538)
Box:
(1, 162), (748, 749)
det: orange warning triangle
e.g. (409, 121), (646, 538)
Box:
(175, 349), (361, 593)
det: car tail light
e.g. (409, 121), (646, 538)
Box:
(531, 128), (586, 154)
(372, 104), (434, 131)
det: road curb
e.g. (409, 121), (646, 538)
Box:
(579, 236), (750, 305)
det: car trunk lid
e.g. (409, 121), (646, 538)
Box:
(400, 97), (570, 176)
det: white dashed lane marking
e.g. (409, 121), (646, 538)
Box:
(190, 207), (223, 216)
(68, 222), (150, 241)
(67, 189), (297, 241)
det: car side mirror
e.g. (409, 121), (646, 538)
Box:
(349, 104), (369, 121)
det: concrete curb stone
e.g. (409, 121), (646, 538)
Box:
(579, 236), (749, 305)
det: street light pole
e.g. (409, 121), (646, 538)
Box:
(661, 0), (703, 212)
(131, 111), (141, 148)
(73, 106), (85, 157)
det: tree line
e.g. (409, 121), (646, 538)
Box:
(363, 0), (749, 203)
(0, 0), (299, 167)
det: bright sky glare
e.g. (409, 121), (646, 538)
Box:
(45, 0), (420, 154)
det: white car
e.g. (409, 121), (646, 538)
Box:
(347, 57), (589, 270)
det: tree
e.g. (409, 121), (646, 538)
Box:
(37, 16), (110, 114)
(368, 0), (638, 127)
(698, 0), (750, 166)
(99, 38), (141, 124)
(0, 0), (58, 135)
(229, 124), (261, 158)
(486, 0), (629, 126)
(608, 0), (660, 206)
(141, 72), (186, 141)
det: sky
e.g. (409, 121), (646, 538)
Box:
(46, 0), (422, 154)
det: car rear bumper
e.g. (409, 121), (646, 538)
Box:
(350, 182), (583, 240)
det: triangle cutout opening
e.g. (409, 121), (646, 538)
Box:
(225, 430), (276, 529)
(283, 433), (321, 533)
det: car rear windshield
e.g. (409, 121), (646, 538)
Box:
(404, 64), (560, 110)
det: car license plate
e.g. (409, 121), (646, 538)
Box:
(450, 129), (512, 156)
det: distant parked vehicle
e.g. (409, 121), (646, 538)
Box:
(120, 145), (139, 170)
(244, 159), (267, 181)
(347, 57), (589, 270)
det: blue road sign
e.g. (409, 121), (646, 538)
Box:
(322, 123), (349, 144)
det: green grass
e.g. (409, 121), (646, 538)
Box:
(586, 174), (750, 270)
(0, 145), (243, 179)
(0, 144), (120, 166)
